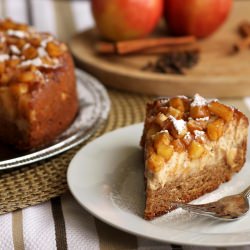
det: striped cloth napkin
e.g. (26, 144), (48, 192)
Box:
(1, 191), (250, 250)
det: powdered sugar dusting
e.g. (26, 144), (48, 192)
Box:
(196, 117), (209, 121)
(40, 36), (53, 48)
(10, 45), (21, 55)
(0, 54), (9, 62)
(191, 94), (208, 107)
(184, 131), (191, 140)
(20, 57), (44, 67)
(169, 115), (187, 135)
(194, 130), (205, 140)
(7, 29), (28, 38)
(37, 47), (47, 57)
(20, 57), (60, 69)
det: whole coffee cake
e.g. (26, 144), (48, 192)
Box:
(0, 19), (78, 150)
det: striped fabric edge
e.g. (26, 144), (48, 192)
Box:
(12, 210), (25, 250)
(51, 197), (68, 250)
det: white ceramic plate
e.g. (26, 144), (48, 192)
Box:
(0, 69), (110, 170)
(68, 123), (250, 247)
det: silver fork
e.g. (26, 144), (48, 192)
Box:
(171, 185), (250, 221)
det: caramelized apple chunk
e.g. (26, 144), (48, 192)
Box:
(153, 132), (174, 161)
(156, 143), (174, 161)
(155, 112), (167, 127)
(169, 97), (189, 112)
(171, 139), (185, 153)
(145, 124), (160, 139)
(22, 45), (38, 60)
(187, 119), (207, 132)
(167, 106), (183, 119)
(46, 42), (63, 57)
(188, 140), (205, 160)
(208, 101), (233, 122)
(17, 71), (36, 83)
(190, 105), (210, 119)
(153, 132), (171, 149)
(207, 118), (225, 141)
(29, 37), (42, 47)
(147, 153), (166, 172)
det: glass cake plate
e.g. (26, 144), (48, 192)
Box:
(68, 123), (250, 247)
(0, 69), (110, 170)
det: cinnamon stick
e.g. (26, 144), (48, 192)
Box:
(96, 36), (197, 55)
(139, 43), (200, 55)
(96, 42), (115, 54)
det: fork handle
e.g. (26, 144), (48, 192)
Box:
(241, 185), (250, 197)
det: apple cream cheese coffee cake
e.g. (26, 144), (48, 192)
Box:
(141, 94), (249, 220)
(0, 19), (78, 150)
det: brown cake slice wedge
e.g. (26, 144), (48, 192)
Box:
(141, 94), (249, 220)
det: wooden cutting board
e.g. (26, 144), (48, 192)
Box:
(69, 1), (250, 98)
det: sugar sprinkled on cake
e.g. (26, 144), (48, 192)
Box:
(7, 29), (28, 38)
(10, 45), (21, 55)
(194, 130), (205, 141)
(184, 131), (191, 140)
(191, 93), (207, 107)
(0, 54), (10, 62)
(169, 115), (187, 135)
(196, 117), (209, 121)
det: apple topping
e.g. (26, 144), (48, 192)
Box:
(188, 140), (205, 160)
(207, 118), (225, 141)
(182, 131), (194, 146)
(0, 19), (16, 30)
(168, 115), (187, 139)
(17, 71), (37, 83)
(7, 58), (21, 68)
(23, 45), (38, 60)
(155, 112), (168, 127)
(153, 132), (171, 148)
(171, 139), (185, 153)
(29, 37), (42, 47)
(169, 97), (189, 112)
(46, 42), (63, 57)
(146, 124), (160, 139)
(208, 101), (233, 122)
(187, 119), (207, 132)
(167, 106), (183, 119)
(147, 153), (166, 173)
(152, 132), (174, 162)
(190, 105), (210, 119)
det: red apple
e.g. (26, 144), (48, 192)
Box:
(164, 0), (232, 38)
(91, 0), (163, 41)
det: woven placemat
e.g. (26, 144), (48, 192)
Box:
(0, 89), (152, 215)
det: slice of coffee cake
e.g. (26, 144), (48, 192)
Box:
(141, 94), (249, 220)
